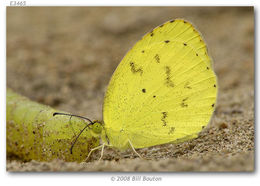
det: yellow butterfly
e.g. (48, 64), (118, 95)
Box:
(55, 19), (217, 160)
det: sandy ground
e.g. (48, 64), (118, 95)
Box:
(6, 7), (254, 171)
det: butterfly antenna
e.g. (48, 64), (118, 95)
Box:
(53, 112), (93, 123)
(70, 123), (91, 154)
(53, 112), (94, 154)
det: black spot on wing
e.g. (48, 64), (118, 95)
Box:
(153, 95), (156, 98)
(184, 82), (192, 89)
(183, 43), (187, 46)
(165, 66), (174, 87)
(165, 40), (170, 43)
(142, 50), (145, 53)
(211, 103), (215, 107)
(181, 97), (189, 107)
(214, 84), (216, 88)
(130, 62), (143, 76)
(168, 127), (175, 135)
(142, 88), (146, 93)
(161, 112), (168, 127)
(154, 54), (160, 63)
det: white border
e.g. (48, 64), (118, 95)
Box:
(2, 0), (256, 6)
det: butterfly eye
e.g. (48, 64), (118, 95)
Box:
(92, 122), (102, 134)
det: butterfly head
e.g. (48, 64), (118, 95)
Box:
(90, 120), (110, 145)
(90, 120), (103, 135)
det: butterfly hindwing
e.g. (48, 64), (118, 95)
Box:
(103, 19), (217, 149)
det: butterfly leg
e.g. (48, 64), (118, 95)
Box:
(128, 139), (143, 159)
(98, 143), (105, 161)
(85, 144), (105, 162)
